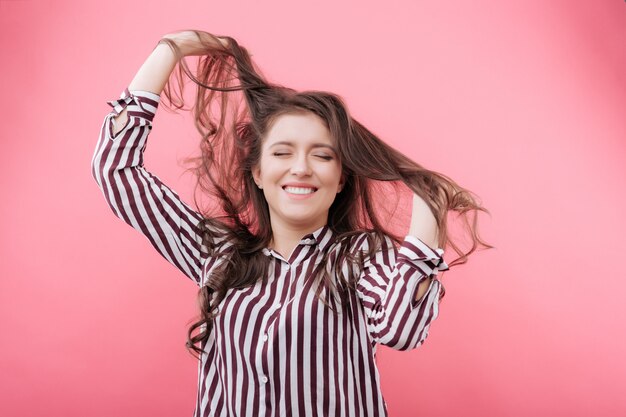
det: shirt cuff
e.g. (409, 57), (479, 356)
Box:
(106, 88), (161, 122)
(397, 235), (449, 277)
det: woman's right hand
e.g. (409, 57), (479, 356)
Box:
(161, 30), (229, 57)
(116, 30), (230, 125)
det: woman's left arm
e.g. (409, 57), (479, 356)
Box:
(408, 193), (440, 301)
(355, 194), (449, 351)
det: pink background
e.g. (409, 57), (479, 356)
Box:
(1, 0), (625, 416)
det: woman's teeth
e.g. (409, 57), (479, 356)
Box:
(284, 186), (316, 195)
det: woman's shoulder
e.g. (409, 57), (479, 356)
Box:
(196, 217), (243, 259)
(331, 229), (397, 255)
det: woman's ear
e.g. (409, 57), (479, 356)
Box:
(252, 166), (262, 189)
(337, 173), (347, 192)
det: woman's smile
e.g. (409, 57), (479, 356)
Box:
(282, 182), (319, 199)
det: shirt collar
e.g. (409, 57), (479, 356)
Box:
(261, 224), (335, 257)
(304, 224), (335, 252)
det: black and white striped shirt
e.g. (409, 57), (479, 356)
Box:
(92, 88), (449, 417)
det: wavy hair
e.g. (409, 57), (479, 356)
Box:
(156, 32), (493, 358)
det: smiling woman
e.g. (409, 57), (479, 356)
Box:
(91, 29), (492, 417)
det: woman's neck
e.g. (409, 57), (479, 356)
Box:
(268, 220), (326, 260)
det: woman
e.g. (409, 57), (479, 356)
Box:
(92, 30), (491, 417)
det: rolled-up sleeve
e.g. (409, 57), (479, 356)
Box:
(91, 88), (231, 286)
(355, 233), (449, 351)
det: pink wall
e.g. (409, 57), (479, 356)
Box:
(1, 0), (625, 416)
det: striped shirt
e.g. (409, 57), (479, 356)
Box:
(91, 88), (450, 417)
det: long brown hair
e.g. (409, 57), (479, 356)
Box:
(157, 32), (493, 358)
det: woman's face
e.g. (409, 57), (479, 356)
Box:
(252, 111), (343, 231)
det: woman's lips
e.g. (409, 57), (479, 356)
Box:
(282, 185), (317, 200)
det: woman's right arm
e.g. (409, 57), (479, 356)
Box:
(111, 31), (228, 135)
(108, 42), (177, 136)
(91, 32), (231, 287)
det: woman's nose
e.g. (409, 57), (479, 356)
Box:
(290, 155), (312, 176)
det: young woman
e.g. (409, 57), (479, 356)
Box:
(92, 30), (491, 417)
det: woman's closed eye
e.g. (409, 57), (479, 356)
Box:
(271, 152), (333, 161)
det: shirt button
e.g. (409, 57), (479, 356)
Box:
(261, 376), (268, 383)
(285, 264), (291, 270)
(275, 303), (282, 309)
(262, 334), (268, 342)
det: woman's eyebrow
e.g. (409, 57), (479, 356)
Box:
(269, 141), (337, 152)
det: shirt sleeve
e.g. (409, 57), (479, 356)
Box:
(355, 233), (450, 351)
(91, 88), (232, 287)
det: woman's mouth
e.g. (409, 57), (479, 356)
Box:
(283, 186), (317, 195)
(282, 185), (318, 200)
